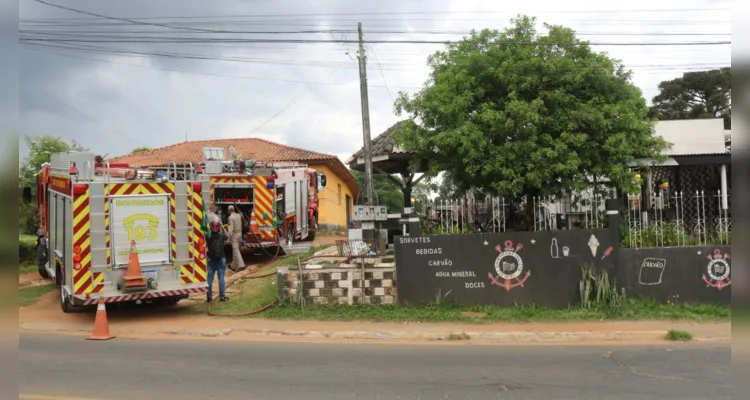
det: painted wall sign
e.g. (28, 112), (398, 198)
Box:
(638, 258), (666, 285)
(703, 248), (731, 290)
(394, 230), (615, 308)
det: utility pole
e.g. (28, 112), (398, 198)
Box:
(357, 22), (375, 206)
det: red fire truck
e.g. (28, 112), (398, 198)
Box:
(195, 146), (327, 249)
(23, 152), (209, 312)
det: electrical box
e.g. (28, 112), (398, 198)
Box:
(353, 205), (388, 221)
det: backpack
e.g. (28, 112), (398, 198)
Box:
(207, 232), (225, 261)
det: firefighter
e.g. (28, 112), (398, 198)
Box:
(227, 205), (244, 271)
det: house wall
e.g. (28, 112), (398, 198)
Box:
(311, 164), (354, 230)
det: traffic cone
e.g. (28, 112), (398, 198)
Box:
(87, 298), (114, 340)
(123, 240), (147, 289)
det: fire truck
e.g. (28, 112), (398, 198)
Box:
(22, 152), (209, 312)
(194, 146), (327, 249)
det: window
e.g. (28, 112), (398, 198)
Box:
(337, 184), (342, 205)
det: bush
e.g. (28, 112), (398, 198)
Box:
(19, 235), (37, 265)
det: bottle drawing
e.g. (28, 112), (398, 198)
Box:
(550, 238), (559, 258)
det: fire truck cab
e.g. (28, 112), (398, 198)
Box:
(23, 152), (209, 312)
(196, 146), (326, 249)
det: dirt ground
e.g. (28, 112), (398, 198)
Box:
(19, 234), (343, 330)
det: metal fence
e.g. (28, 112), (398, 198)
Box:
(624, 190), (731, 248)
(419, 192), (609, 234)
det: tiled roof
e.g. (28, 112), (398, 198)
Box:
(109, 137), (339, 167)
(350, 121), (410, 160)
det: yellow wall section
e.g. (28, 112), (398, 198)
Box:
(312, 164), (354, 228)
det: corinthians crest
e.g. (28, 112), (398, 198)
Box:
(702, 249), (731, 290)
(488, 240), (530, 292)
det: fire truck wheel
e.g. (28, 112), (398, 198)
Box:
(37, 263), (50, 280)
(306, 216), (317, 241)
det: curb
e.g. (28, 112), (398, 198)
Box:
(21, 323), (683, 343)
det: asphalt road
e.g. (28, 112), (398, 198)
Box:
(20, 332), (730, 400)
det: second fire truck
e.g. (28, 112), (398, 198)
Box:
(194, 146), (327, 249)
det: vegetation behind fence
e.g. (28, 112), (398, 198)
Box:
(417, 190), (730, 248)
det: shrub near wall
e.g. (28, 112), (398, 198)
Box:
(19, 235), (37, 265)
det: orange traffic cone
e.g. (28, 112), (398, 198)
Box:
(87, 298), (114, 340)
(123, 240), (147, 289)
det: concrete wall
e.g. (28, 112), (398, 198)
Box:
(311, 164), (353, 230)
(394, 230), (617, 308)
(278, 263), (397, 305)
(393, 229), (731, 307)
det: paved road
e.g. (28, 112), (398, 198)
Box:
(20, 332), (729, 400)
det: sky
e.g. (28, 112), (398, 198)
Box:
(19, 0), (731, 166)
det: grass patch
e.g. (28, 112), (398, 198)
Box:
(185, 245), (327, 315)
(19, 263), (37, 275)
(665, 329), (693, 341)
(262, 298), (729, 323)
(20, 284), (54, 307)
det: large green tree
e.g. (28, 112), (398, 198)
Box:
(394, 15), (666, 199)
(20, 135), (87, 187)
(19, 135), (87, 234)
(648, 67), (731, 129)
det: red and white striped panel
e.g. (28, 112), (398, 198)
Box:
(81, 287), (208, 306)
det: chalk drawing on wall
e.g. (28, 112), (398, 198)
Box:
(550, 238), (560, 258)
(638, 258), (667, 285)
(601, 246), (614, 259)
(587, 234), (599, 257)
(702, 249), (731, 290)
(551, 238), (570, 258)
(488, 240), (530, 292)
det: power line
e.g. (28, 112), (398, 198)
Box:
(20, 42), (730, 73)
(20, 37), (732, 45)
(22, 45), (423, 89)
(248, 67), (343, 135)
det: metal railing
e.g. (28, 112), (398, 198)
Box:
(418, 191), (609, 234)
(624, 190), (731, 248)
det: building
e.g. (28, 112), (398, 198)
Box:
(109, 138), (358, 230)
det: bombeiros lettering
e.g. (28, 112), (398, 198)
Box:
(416, 248), (442, 255)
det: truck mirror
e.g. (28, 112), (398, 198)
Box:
(22, 187), (32, 204)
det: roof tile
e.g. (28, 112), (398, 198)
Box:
(110, 137), (338, 167)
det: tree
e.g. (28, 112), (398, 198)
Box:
(20, 135), (87, 187)
(648, 68), (731, 129)
(19, 135), (87, 234)
(350, 170), (404, 213)
(393, 15), (667, 201)
(131, 146), (151, 153)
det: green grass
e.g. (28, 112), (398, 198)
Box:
(19, 284), (54, 307)
(665, 329), (693, 341)
(262, 298), (730, 323)
(187, 245), (326, 315)
(19, 263), (37, 274)
(19, 234), (36, 245)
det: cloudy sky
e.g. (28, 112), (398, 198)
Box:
(19, 0), (731, 164)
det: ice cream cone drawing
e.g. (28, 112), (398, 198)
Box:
(588, 234), (599, 257)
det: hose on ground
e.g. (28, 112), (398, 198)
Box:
(206, 257), (289, 317)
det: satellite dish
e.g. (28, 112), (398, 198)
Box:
(228, 145), (239, 160)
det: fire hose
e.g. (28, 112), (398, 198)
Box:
(206, 251), (288, 317)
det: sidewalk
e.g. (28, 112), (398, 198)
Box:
(20, 314), (730, 344)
